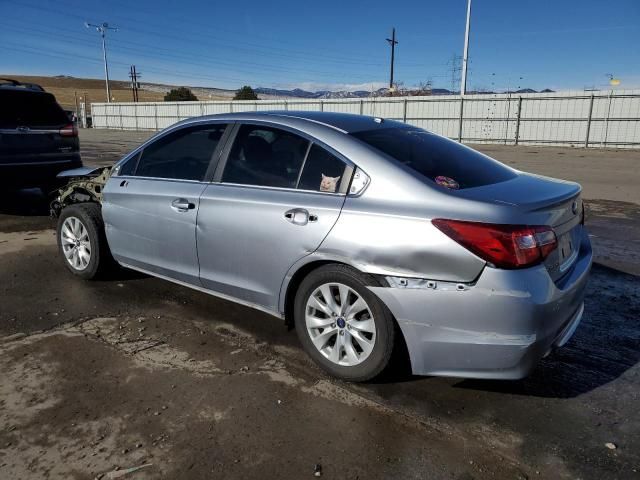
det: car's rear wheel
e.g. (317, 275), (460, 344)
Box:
(57, 203), (113, 279)
(294, 264), (395, 382)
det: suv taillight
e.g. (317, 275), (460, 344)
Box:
(432, 219), (557, 269)
(59, 123), (78, 137)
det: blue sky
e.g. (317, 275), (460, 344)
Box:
(1, 0), (639, 92)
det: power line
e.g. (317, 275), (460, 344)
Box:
(9, 0), (387, 67)
(3, 23), (383, 83)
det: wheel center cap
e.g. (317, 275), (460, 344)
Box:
(336, 317), (346, 329)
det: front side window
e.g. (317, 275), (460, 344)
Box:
(118, 152), (139, 176)
(222, 125), (309, 188)
(297, 144), (347, 193)
(134, 124), (227, 181)
(352, 127), (516, 189)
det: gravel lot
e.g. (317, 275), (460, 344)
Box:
(0, 129), (639, 479)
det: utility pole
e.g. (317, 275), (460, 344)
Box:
(85, 22), (117, 103)
(386, 28), (398, 92)
(74, 91), (79, 121)
(129, 65), (141, 102)
(460, 0), (472, 96)
(130, 66), (136, 102)
(134, 66), (140, 102)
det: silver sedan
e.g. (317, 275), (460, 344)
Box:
(54, 111), (592, 382)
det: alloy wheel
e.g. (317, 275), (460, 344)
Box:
(305, 282), (376, 367)
(60, 216), (92, 271)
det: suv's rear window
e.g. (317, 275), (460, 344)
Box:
(352, 127), (516, 189)
(0, 90), (69, 128)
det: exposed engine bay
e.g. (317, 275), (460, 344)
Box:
(50, 166), (112, 218)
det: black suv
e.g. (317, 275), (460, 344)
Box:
(0, 78), (82, 193)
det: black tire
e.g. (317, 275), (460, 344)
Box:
(294, 264), (395, 382)
(56, 203), (113, 280)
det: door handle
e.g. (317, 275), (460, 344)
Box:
(171, 198), (195, 212)
(284, 208), (316, 226)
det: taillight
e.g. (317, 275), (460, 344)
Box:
(59, 123), (78, 137)
(432, 219), (557, 269)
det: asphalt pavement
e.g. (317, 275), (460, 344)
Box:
(0, 129), (638, 479)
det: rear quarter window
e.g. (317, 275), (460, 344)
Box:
(297, 144), (347, 193)
(0, 90), (69, 128)
(351, 127), (516, 189)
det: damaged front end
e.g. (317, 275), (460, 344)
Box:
(50, 166), (112, 218)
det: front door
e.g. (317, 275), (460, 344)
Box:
(103, 122), (229, 284)
(197, 123), (351, 312)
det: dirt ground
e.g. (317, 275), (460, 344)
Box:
(0, 130), (639, 479)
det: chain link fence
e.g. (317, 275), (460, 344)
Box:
(91, 90), (640, 149)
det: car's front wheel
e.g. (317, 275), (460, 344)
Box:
(57, 203), (113, 279)
(294, 264), (395, 382)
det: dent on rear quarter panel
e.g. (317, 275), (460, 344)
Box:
(316, 196), (486, 283)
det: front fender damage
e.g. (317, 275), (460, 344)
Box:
(50, 166), (112, 218)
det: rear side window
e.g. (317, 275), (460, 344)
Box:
(134, 124), (227, 181)
(298, 144), (347, 193)
(352, 127), (516, 189)
(0, 90), (68, 128)
(222, 125), (309, 188)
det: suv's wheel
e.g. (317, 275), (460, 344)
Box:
(57, 203), (112, 279)
(294, 264), (395, 382)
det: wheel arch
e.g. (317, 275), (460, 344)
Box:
(281, 259), (345, 328)
(284, 258), (413, 379)
(280, 256), (394, 329)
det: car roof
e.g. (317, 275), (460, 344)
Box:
(0, 78), (46, 92)
(187, 110), (408, 134)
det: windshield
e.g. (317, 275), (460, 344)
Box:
(352, 127), (517, 189)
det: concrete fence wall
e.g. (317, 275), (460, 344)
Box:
(91, 90), (640, 148)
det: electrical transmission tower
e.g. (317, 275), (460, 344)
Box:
(447, 54), (463, 94)
(129, 65), (141, 102)
(85, 22), (118, 102)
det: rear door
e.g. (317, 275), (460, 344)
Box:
(0, 89), (76, 163)
(103, 122), (230, 285)
(197, 123), (351, 311)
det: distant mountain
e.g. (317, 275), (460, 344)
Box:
(254, 87), (390, 99)
(254, 87), (320, 98)
(431, 88), (454, 95)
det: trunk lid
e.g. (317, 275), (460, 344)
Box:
(453, 172), (584, 281)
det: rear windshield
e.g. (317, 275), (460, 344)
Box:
(352, 127), (516, 189)
(0, 90), (69, 128)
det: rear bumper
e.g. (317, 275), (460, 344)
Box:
(0, 154), (82, 187)
(370, 228), (593, 379)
